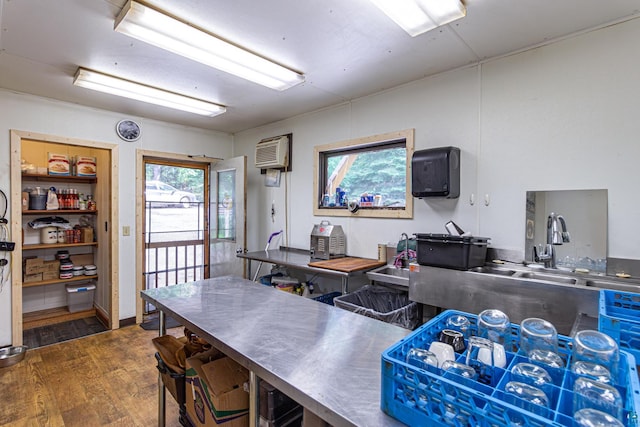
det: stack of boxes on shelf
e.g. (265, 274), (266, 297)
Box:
(23, 257), (59, 283)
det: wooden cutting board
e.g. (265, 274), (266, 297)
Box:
(308, 257), (386, 272)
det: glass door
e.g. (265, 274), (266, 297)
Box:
(142, 159), (209, 312)
(210, 156), (246, 278)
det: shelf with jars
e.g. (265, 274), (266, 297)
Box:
(20, 169), (99, 298)
(23, 242), (97, 251)
(21, 173), (97, 184)
(22, 275), (98, 289)
(23, 210), (98, 215)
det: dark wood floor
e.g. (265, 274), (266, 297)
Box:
(23, 317), (109, 349)
(1, 325), (183, 426)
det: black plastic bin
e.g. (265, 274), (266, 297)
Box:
(155, 352), (186, 406)
(260, 380), (302, 426)
(415, 233), (489, 270)
(334, 285), (420, 330)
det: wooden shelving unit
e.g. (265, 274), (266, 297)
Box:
(21, 173), (97, 184)
(23, 275), (98, 288)
(23, 209), (98, 215)
(11, 131), (118, 346)
(20, 160), (102, 332)
(23, 242), (97, 250)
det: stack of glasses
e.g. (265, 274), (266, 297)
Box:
(405, 310), (626, 426)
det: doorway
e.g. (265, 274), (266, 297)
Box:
(142, 158), (209, 315)
(135, 151), (247, 324)
(9, 130), (119, 347)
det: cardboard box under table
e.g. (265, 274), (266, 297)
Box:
(185, 349), (250, 427)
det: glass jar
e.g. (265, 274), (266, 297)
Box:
(87, 195), (96, 211)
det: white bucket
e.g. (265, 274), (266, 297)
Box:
(40, 226), (58, 244)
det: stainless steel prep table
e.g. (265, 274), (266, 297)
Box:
(141, 276), (409, 427)
(238, 247), (377, 294)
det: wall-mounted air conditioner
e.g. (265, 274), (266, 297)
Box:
(255, 135), (289, 169)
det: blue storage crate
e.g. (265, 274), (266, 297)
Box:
(381, 309), (640, 427)
(599, 289), (640, 362)
(311, 291), (341, 306)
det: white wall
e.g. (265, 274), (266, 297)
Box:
(478, 19), (640, 258)
(0, 90), (233, 346)
(234, 18), (640, 266)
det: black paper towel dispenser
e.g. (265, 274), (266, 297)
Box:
(411, 146), (460, 199)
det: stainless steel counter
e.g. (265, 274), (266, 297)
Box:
(141, 276), (408, 427)
(238, 247), (370, 293)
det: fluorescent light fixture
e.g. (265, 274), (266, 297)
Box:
(73, 68), (226, 117)
(370, 0), (466, 37)
(114, 0), (305, 91)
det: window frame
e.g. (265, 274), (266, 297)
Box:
(313, 129), (414, 219)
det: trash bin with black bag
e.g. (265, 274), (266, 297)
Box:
(334, 284), (420, 330)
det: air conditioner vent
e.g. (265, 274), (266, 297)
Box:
(255, 135), (289, 169)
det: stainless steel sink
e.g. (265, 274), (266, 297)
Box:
(469, 266), (516, 276)
(514, 272), (578, 285)
(367, 265), (410, 287)
(585, 279), (640, 293)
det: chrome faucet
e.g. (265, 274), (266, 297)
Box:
(534, 212), (570, 268)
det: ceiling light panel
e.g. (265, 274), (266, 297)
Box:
(115, 1), (305, 90)
(370, 0), (466, 37)
(73, 68), (226, 116)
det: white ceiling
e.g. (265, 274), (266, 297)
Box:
(1, 0), (638, 134)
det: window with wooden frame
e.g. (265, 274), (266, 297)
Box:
(313, 129), (414, 218)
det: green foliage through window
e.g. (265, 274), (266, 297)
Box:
(322, 141), (406, 208)
(326, 145), (406, 207)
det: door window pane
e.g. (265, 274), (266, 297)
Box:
(217, 170), (236, 239)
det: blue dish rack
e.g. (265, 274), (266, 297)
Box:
(381, 309), (640, 427)
(599, 289), (640, 362)
(311, 291), (341, 306)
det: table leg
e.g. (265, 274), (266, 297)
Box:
(158, 310), (166, 427)
(245, 259), (252, 280)
(341, 276), (348, 294)
(249, 371), (260, 427)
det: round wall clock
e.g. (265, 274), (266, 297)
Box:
(116, 119), (141, 141)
